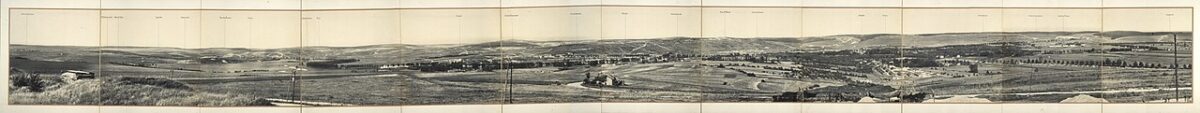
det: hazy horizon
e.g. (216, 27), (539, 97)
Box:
(9, 30), (1193, 49)
(6, 7), (1192, 49)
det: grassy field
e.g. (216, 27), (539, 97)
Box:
(297, 73), (408, 105)
(152, 60), (302, 72)
(9, 58), (97, 74)
(910, 62), (1192, 103)
(9, 75), (269, 106)
(401, 72), (508, 105)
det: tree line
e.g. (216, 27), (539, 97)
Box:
(1002, 58), (1191, 69)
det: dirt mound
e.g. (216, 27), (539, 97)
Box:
(923, 96), (992, 103)
(1060, 94), (1108, 103)
(857, 97), (880, 103)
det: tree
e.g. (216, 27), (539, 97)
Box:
(968, 64), (980, 73)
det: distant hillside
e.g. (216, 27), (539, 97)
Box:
(10, 31), (1189, 66)
(1101, 31), (1193, 43)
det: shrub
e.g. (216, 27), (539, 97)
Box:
(9, 68), (66, 92)
(9, 69), (43, 92)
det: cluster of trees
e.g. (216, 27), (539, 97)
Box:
(197, 57), (245, 64)
(905, 43), (1036, 58)
(582, 73), (624, 86)
(305, 59), (361, 69)
(883, 58), (943, 68)
(405, 61), (504, 72)
(404, 54), (700, 72)
(1105, 43), (1170, 51)
(1003, 58), (1191, 69)
(194, 55), (287, 64)
(705, 53), (782, 64)
(709, 63), (864, 81)
(713, 63), (801, 74)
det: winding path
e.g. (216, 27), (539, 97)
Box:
(264, 98), (353, 106)
(748, 78), (764, 90)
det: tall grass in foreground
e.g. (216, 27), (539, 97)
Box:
(8, 69), (59, 92)
(9, 74), (270, 106)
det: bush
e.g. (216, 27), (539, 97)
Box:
(9, 72), (44, 92)
(8, 69), (62, 92)
(9, 77), (270, 106)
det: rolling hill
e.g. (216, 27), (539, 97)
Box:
(10, 31), (1190, 68)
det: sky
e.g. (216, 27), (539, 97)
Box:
(2, 0), (1197, 48)
(3, 0), (1192, 9)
